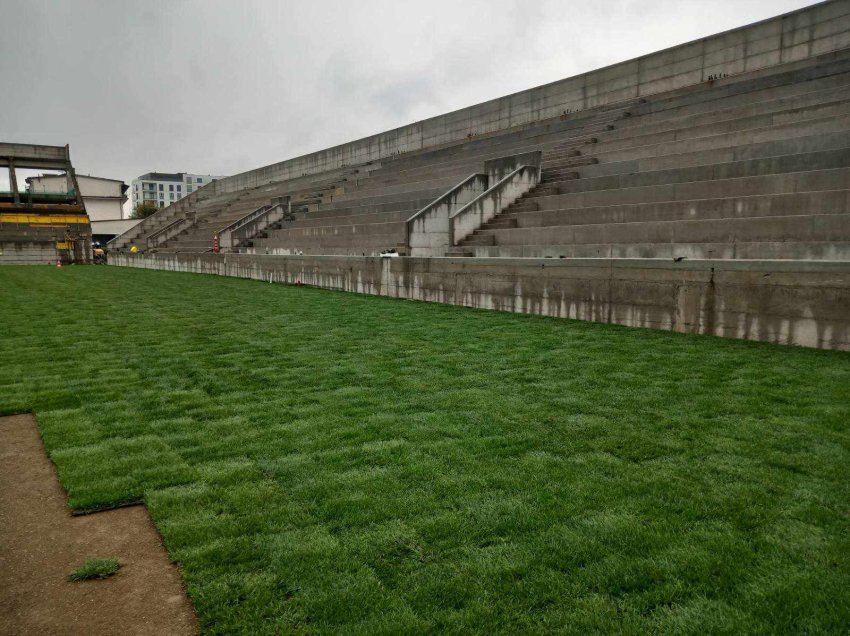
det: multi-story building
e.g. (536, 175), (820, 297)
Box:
(27, 172), (138, 243)
(131, 172), (225, 210)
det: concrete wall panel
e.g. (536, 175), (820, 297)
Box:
(111, 253), (850, 351)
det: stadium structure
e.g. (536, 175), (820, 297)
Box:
(110, 0), (850, 350)
(0, 143), (91, 264)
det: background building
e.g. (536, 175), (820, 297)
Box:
(28, 173), (138, 243)
(131, 172), (225, 210)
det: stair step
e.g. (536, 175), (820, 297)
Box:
(486, 217), (518, 229)
(542, 158), (598, 171)
(541, 173), (587, 182)
(445, 248), (473, 257)
(596, 110), (631, 121)
(463, 234), (496, 246)
(526, 183), (568, 197)
(543, 152), (597, 162)
(586, 123), (615, 132)
(510, 200), (541, 211)
(548, 149), (582, 158)
(540, 172), (580, 183)
(550, 136), (598, 151)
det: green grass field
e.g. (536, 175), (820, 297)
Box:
(1, 266), (848, 634)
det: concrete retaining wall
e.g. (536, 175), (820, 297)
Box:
(0, 242), (58, 265)
(110, 253), (850, 351)
(205, 1), (850, 195)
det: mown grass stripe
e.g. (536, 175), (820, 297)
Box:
(0, 266), (847, 634)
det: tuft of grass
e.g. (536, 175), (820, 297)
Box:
(1, 267), (848, 634)
(69, 558), (120, 581)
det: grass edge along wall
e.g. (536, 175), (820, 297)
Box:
(111, 253), (850, 351)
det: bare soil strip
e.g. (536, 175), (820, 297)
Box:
(0, 414), (197, 635)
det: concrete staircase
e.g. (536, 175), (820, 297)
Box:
(149, 171), (358, 253)
(452, 103), (638, 255)
(445, 63), (850, 261)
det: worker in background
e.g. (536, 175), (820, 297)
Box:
(93, 244), (106, 265)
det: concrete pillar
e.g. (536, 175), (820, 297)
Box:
(8, 159), (19, 203)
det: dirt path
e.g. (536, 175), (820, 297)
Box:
(0, 414), (197, 635)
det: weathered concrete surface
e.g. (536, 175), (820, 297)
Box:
(111, 253), (850, 351)
(219, 202), (286, 253)
(451, 165), (540, 245)
(0, 242), (60, 264)
(0, 143), (68, 169)
(408, 174), (488, 257)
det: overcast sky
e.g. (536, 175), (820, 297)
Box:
(1, 0), (821, 190)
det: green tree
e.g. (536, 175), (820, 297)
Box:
(131, 201), (158, 219)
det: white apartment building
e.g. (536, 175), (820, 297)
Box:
(131, 172), (225, 209)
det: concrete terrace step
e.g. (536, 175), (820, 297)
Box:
(251, 232), (402, 250)
(606, 87), (850, 140)
(475, 213), (850, 247)
(351, 85), (850, 191)
(342, 92), (844, 191)
(343, 171), (472, 197)
(627, 50), (850, 119)
(526, 151), (850, 203)
(288, 209), (415, 228)
(555, 148), (850, 196)
(371, 69), (850, 177)
(265, 220), (406, 241)
(585, 130), (850, 178)
(305, 200), (428, 221)
(525, 167), (850, 210)
(510, 190), (850, 228)
(463, 96), (850, 174)
(389, 47), (850, 166)
(587, 109), (850, 159)
(374, 51), (850, 178)
(316, 188), (447, 212)
(541, 158), (600, 173)
(466, 240), (850, 261)
(585, 116), (850, 172)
